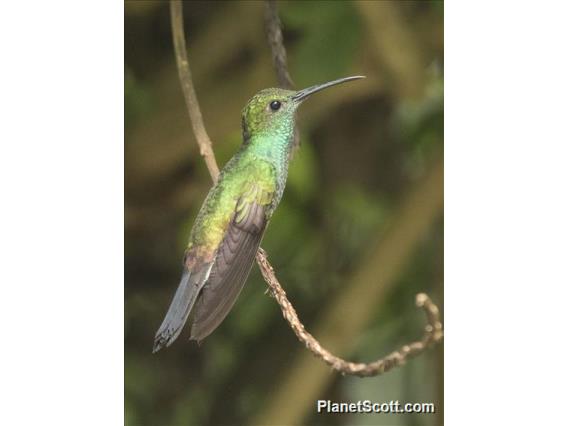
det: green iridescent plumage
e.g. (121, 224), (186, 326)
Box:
(153, 76), (364, 352)
(186, 159), (277, 263)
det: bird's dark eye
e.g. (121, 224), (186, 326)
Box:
(269, 100), (281, 111)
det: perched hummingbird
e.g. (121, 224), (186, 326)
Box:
(153, 76), (365, 352)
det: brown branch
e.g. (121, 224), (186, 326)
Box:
(170, 0), (220, 182)
(256, 249), (443, 377)
(169, 0), (443, 378)
(263, 0), (294, 89)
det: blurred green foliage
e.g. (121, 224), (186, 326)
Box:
(125, 1), (443, 425)
(280, 1), (362, 84)
(124, 67), (153, 130)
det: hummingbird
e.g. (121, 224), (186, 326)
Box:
(153, 76), (365, 352)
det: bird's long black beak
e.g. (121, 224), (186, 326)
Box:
(291, 76), (365, 103)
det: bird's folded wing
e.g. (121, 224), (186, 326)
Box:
(190, 179), (274, 342)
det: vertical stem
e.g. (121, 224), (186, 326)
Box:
(170, 0), (220, 182)
(264, 0), (294, 89)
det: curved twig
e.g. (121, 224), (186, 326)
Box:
(264, 0), (294, 89)
(170, 0), (220, 182)
(169, 0), (443, 377)
(256, 249), (443, 377)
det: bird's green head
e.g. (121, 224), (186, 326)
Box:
(241, 76), (365, 142)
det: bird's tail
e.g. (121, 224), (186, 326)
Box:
(153, 264), (212, 353)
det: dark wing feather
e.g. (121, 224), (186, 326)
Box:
(190, 198), (267, 342)
(153, 261), (212, 353)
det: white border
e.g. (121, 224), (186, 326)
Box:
(0, 1), (123, 424)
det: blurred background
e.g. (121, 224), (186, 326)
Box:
(125, 1), (443, 425)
